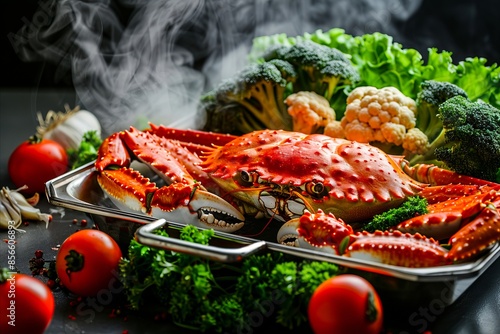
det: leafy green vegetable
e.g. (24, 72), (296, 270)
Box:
(250, 28), (500, 111)
(68, 130), (102, 169)
(363, 196), (428, 233)
(454, 57), (500, 107)
(119, 225), (341, 332)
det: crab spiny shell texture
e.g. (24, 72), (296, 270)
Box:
(202, 130), (425, 222)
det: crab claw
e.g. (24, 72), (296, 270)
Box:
(97, 168), (244, 232)
(151, 185), (245, 232)
(277, 209), (353, 255)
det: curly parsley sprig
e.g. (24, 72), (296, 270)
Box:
(119, 225), (341, 332)
(363, 195), (429, 233)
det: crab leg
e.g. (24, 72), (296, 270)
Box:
(121, 127), (202, 186)
(396, 186), (499, 240)
(447, 198), (500, 262)
(148, 123), (238, 156)
(277, 210), (450, 267)
(396, 212), (463, 241)
(401, 161), (500, 187)
(346, 231), (450, 268)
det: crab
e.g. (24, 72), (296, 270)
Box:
(95, 124), (500, 267)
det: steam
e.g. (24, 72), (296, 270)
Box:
(10, 0), (422, 135)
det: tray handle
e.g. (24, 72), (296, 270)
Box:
(134, 219), (267, 262)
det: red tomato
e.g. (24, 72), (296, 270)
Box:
(8, 136), (68, 194)
(308, 274), (384, 334)
(0, 270), (55, 334)
(56, 229), (122, 296)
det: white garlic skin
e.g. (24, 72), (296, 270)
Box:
(44, 109), (101, 150)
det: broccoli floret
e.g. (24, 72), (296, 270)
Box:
(408, 81), (469, 165)
(201, 60), (296, 134)
(433, 96), (500, 181)
(263, 41), (360, 114)
(416, 80), (468, 142)
(363, 196), (428, 233)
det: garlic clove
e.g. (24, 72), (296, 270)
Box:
(0, 190), (22, 229)
(0, 187), (51, 229)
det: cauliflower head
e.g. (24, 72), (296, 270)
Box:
(341, 86), (429, 154)
(284, 91), (336, 134)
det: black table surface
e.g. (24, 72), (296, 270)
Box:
(1, 88), (499, 334)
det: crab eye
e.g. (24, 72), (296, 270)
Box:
(305, 181), (328, 198)
(237, 170), (258, 187)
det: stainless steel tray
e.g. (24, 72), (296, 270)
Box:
(45, 163), (500, 310)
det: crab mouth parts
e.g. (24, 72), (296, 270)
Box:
(259, 189), (307, 222)
(198, 208), (244, 230)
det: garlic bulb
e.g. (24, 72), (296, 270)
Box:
(37, 105), (102, 151)
(0, 186), (51, 230)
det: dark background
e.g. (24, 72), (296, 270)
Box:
(2, 0), (500, 89)
(1, 3), (500, 333)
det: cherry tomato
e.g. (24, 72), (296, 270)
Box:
(0, 269), (55, 334)
(56, 229), (122, 296)
(8, 135), (68, 194)
(308, 274), (383, 334)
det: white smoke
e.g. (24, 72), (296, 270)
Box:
(10, 0), (422, 136)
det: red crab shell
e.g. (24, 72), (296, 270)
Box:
(201, 129), (426, 222)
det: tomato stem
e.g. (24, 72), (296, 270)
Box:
(64, 249), (85, 279)
(28, 134), (44, 144)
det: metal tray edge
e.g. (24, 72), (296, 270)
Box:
(45, 164), (500, 283)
